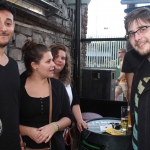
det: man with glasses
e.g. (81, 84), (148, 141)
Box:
(123, 7), (150, 150)
(115, 48), (127, 101)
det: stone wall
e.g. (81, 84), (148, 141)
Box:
(6, 0), (72, 74)
(7, 0), (88, 74)
(81, 6), (88, 69)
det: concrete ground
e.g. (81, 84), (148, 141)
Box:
(118, 93), (123, 101)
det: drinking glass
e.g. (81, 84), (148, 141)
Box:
(121, 106), (128, 132)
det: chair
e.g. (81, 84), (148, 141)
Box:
(82, 112), (103, 121)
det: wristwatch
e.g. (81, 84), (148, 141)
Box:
(117, 79), (120, 82)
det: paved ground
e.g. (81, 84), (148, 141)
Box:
(118, 93), (123, 101)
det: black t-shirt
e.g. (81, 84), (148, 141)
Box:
(0, 57), (20, 150)
(122, 49), (145, 74)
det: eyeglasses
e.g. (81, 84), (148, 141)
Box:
(118, 52), (123, 53)
(125, 25), (150, 40)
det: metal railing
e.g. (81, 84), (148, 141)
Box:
(81, 36), (127, 68)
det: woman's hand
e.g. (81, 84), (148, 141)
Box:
(27, 127), (41, 143)
(21, 146), (25, 150)
(76, 119), (88, 132)
(37, 124), (56, 143)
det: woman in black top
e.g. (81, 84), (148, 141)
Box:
(20, 40), (72, 150)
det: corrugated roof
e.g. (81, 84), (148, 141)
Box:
(124, 5), (150, 13)
(121, 0), (150, 4)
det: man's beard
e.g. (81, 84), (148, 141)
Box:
(0, 42), (9, 48)
(134, 40), (150, 56)
(135, 49), (150, 57)
(0, 32), (10, 48)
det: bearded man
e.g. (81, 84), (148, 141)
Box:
(124, 7), (150, 150)
(0, 1), (21, 149)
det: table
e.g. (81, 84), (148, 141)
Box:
(78, 117), (132, 150)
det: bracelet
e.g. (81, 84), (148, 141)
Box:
(54, 122), (59, 131)
(51, 122), (59, 132)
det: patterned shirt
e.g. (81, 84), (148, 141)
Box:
(133, 75), (150, 150)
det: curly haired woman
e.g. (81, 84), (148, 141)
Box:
(50, 43), (88, 150)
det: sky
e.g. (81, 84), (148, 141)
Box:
(87, 0), (127, 37)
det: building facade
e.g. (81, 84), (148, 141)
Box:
(7, 0), (88, 73)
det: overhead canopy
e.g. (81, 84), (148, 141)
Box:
(124, 5), (150, 13)
(64, 0), (91, 5)
(121, 0), (150, 4)
(64, 0), (91, 8)
(7, 0), (59, 17)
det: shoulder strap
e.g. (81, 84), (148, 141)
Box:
(49, 78), (52, 123)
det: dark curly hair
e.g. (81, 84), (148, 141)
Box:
(0, 0), (16, 17)
(50, 43), (72, 86)
(22, 39), (50, 76)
